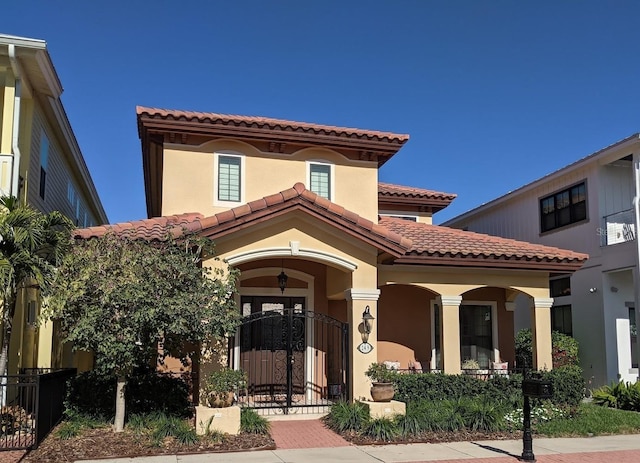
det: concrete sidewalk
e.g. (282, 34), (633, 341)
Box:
(76, 434), (640, 462)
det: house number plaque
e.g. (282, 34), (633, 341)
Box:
(357, 342), (373, 354)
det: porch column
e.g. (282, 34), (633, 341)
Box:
(438, 295), (462, 374)
(345, 288), (380, 402)
(531, 297), (554, 370)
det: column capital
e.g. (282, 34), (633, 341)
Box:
(344, 288), (380, 301)
(437, 295), (462, 306)
(532, 297), (554, 309)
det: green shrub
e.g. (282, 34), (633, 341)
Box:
(55, 421), (81, 440)
(325, 401), (369, 433)
(516, 329), (580, 369)
(460, 399), (506, 432)
(365, 363), (399, 383)
(540, 366), (585, 408)
(362, 418), (399, 441)
(66, 368), (193, 419)
(393, 372), (522, 405)
(149, 413), (197, 446)
(240, 408), (271, 434)
(593, 381), (640, 412)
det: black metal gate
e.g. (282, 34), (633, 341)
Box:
(234, 297), (348, 414)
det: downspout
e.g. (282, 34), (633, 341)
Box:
(633, 151), (640, 378)
(8, 44), (22, 199)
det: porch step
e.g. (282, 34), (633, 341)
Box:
(270, 419), (350, 449)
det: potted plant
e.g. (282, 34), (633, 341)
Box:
(365, 363), (397, 402)
(461, 358), (480, 375)
(202, 368), (247, 408)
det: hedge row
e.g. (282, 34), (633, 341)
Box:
(392, 367), (585, 408)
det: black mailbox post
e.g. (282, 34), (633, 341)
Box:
(521, 376), (553, 462)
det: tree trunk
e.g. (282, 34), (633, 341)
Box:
(0, 293), (17, 377)
(114, 376), (126, 432)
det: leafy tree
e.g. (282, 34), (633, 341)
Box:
(47, 231), (239, 432)
(0, 196), (73, 376)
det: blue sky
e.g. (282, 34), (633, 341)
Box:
(4, 1), (639, 224)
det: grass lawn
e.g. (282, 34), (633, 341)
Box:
(537, 403), (640, 437)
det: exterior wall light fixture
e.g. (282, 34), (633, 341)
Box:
(362, 306), (374, 343)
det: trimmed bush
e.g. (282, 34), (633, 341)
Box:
(393, 372), (522, 406)
(539, 366), (585, 408)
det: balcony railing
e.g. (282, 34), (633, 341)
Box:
(601, 209), (637, 246)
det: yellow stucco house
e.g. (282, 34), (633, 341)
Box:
(78, 107), (587, 413)
(0, 34), (107, 375)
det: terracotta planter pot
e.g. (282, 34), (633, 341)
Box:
(370, 382), (394, 402)
(207, 391), (235, 408)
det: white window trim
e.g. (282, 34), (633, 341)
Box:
(306, 160), (335, 201)
(214, 151), (245, 207)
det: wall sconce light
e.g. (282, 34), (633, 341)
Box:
(610, 286), (619, 293)
(361, 306), (374, 343)
(277, 264), (288, 294)
(589, 287), (598, 293)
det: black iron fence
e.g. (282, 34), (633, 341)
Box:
(0, 368), (76, 450)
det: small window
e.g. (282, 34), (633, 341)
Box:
(217, 155), (242, 202)
(552, 305), (572, 336)
(39, 132), (49, 200)
(540, 182), (587, 232)
(550, 277), (571, 298)
(309, 163), (331, 200)
(27, 301), (37, 326)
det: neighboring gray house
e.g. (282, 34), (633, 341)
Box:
(444, 134), (640, 388)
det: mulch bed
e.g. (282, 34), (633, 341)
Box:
(21, 424), (275, 463)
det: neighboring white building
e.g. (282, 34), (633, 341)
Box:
(444, 134), (640, 388)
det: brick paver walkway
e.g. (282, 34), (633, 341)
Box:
(270, 419), (351, 449)
(406, 449), (640, 462)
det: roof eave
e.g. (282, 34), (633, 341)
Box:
(394, 255), (587, 272)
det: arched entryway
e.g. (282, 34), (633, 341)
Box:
(230, 260), (351, 414)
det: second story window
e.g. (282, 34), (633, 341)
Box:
(217, 154), (242, 203)
(39, 131), (49, 200)
(309, 162), (332, 200)
(540, 182), (587, 232)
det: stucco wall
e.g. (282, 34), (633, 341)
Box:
(161, 140), (379, 222)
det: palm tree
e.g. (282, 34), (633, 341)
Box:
(0, 196), (73, 376)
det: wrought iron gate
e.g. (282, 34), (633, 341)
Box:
(234, 299), (348, 414)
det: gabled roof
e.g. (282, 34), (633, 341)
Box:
(378, 182), (456, 214)
(75, 184), (411, 258)
(443, 133), (640, 225)
(76, 185), (588, 273)
(379, 217), (588, 271)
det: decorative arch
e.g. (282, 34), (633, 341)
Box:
(226, 246), (357, 272)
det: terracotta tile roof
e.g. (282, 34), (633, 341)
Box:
(136, 106), (409, 144)
(73, 212), (204, 241)
(194, 183), (411, 256)
(378, 182), (457, 201)
(74, 185), (411, 257)
(75, 190), (588, 272)
(379, 217), (588, 271)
